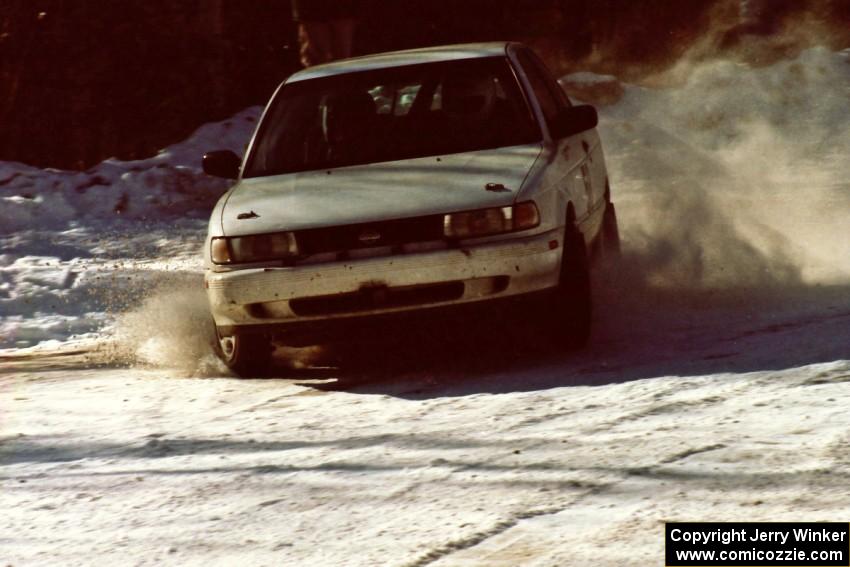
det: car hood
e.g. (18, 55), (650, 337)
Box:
(219, 144), (541, 236)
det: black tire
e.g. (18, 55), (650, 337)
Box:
(547, 223), (592, 349)
(215, 328), (273, 377)
(601, 201), (621, 258)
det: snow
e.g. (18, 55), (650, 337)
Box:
(2, 47), (850, 565)
(0, 108), (261, 349)
(0, 106), (261, 232)
(563, 71), (619, 85)
(4, 356), (850, 565)
(559, 72), (625, 105)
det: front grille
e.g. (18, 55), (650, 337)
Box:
(295, 215), (446, 256)
(289, 281), (465, 316)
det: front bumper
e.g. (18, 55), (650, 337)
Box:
(206, 228), (564, 340)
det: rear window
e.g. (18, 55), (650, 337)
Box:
(243, 57), (540, 177)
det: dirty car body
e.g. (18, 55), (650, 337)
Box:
(203, 42), (618, 374)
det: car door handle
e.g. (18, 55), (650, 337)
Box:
(582, 140), (590, 154)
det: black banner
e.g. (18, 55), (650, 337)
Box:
(666, 522), (850, 566)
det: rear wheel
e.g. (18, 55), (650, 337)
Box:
(546, 223), (592, 349)
(601, 201), (621, 257)
(215, 328), (273, 377)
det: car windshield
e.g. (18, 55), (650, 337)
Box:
(243, 57), (540, 177)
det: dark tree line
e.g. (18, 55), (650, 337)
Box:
(1, 0), (294, 169)
(0, 0), (846, 170)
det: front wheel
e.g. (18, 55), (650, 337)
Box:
(215, 328), (273, 377)
(546, 224), (592, 350)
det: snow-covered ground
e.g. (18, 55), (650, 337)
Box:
(0, 106), (261, 351)
(2, 47), (850, 565)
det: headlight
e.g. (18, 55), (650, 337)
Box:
(444, 202), (540, 239)
(210, 232), (298, 264)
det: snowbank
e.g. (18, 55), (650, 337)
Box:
(0, 108), (260, 348)
(559, 72), (625, 105)
(0, 107), (261, 233)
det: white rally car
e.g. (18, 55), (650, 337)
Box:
(202, 42), (619, 376)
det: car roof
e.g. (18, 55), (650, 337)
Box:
(286, 42), (515, 83)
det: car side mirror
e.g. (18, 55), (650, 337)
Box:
(203, 150), (241, 180)
(550, 105), (598, 139)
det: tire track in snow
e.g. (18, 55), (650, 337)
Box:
(402, 443), (727, 567)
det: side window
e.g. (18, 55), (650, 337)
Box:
(517, 51), (560, 129)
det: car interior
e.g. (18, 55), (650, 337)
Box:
(244, 58), (540, 177)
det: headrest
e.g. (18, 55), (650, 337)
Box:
(442, 74), (497, 118)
